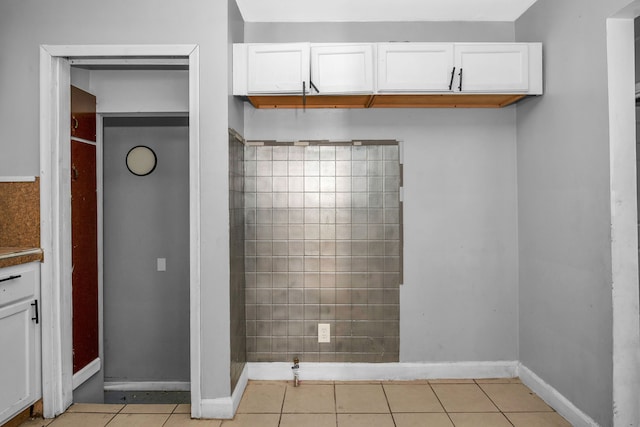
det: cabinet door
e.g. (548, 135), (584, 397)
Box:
(311, 44), (374, 94)
(454, 44), (529, 93)
(71, 86), (96, 141)
(247, 43), (310, 94)
(378, 43), (454, 92)
(0, 264), (39, 426)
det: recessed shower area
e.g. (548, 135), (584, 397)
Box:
(239, 141), (403, 363)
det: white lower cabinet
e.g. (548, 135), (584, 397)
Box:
(0, 262), (41, 425)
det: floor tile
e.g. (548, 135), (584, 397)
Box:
(449, 412), (512, 427)
(337, 413), (394, 427)
(429, 379), (476, 384)
(479, 383), (552, 412)
(65, 403), (124, 413)
(431, 384), (498, 412)
(282, 384), (335, 413)
(163, 413), (222, 426)
(279, 413), (337, 427)
(174, 404), (192, 414)
(383, 384), (444, 412)
(335, 384), (389, 413)
(120, 404), (177, 414)
(220, 414), (280, 427)
(505, 412), (573, 427)
(237, 383), (286, 413)
(47, 413), (114, 427)
(19, 418), (54, 427)
(106, 413), (170, 427)
(393, 413), (454, 427)
(475, 377), (522, 384)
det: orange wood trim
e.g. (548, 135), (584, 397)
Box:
(247, 94), (528, 109)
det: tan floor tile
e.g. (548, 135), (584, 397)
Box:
(163, 413), (222, 426)
(279, 413), (337, 427)
(429, 379), (476, 384)
(65, 403), (124, 413)
(283, 384), (335, 413)
(506, 412), (573, 427)
(48, 413), (114, 427)
(237, 383), (286, 413)
(383, 384), (444, 412)
(384, 380), (430, 385)
(335, 384), (389, 413)
(393, 413), (454, 427)
(431, 384), (498, 412)
(174, 404), (192, 414)
(120, 404), (177, 414)
(475, 377), (522, 384)
(19, 418), (54, 427)
(106, 413), (170, 427)
(479, 384), (552, 412)
(220, 414), (280, 427)
(337, 413), (394, 427)
(449, 413), (512, 427)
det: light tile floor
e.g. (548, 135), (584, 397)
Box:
(18, 379), (572, 427)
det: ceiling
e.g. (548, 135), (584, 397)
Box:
(234, 0), (539, 23)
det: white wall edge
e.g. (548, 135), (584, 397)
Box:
(199, 364), (248, 420)
(72, 358), (100, 390)
(103, 381), (190, 392)
(0, 176), (36, 182)
(518, 364), (599, 427)
(248, 361), (518, 381)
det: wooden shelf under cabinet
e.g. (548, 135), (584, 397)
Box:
(247, 93), (527, 109)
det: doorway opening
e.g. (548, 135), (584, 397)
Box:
(39, 45), (202, 418)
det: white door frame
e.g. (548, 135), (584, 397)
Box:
(607, 3), (640, 426)
(39, 44), (202, 418)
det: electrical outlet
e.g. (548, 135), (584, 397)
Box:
(318, 323), (330, 343)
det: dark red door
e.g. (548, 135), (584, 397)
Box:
(71, 86), (99, 374)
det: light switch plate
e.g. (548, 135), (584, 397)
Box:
(157, 258), (166, 272)
(318, 323), (330, 343)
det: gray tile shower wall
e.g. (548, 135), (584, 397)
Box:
(245, 143), (401, 363)
(229, 130), (247, 392)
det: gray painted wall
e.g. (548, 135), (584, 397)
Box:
(244, 106), (519, 363)
(0, 0), (232, 398)
(103, 118), (189, 383)
(515, 0), (632, 424)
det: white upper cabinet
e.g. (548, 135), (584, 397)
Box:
(377, 43), (455, 92)
(453, 44), (530, 93)
(238, 43), (310, 94)
(310, 44), (374, 94)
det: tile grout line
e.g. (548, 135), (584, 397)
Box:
(427, 381), (458, 426)
(379, 381), (397, 427)
(474, 380), (516, 427)
(277, 383), (288, 427)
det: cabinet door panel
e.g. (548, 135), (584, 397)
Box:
(311, 44), (374, 94)
(247, 43), (310, 93)
(0, 301), (37, 425)
(454, 44), (529, 93)
(71, 86), (96, 141)
(71, 140), (99, 375)
(378, 43), (454, 92)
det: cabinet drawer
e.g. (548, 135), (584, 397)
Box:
(0, 263), (39, 307)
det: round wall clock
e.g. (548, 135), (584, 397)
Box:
(126, 145), (157, 176)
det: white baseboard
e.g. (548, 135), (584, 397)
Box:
(72, 358), (101, 390)
(248, 361), (519, 382)
(518, 364), (599, 427)
(200, 364), (248, 419)
(103, 381), (190, 392)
